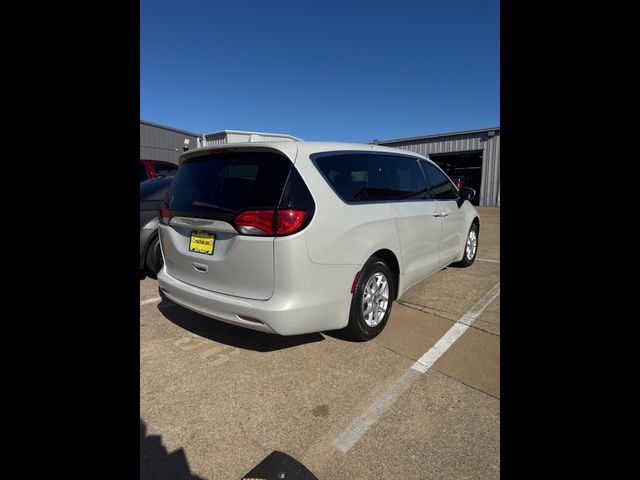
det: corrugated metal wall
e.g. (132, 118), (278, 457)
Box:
(243, 134), (298, 142)
(202, 132), (298, 147)
(140, 122), (200, 164)
(226, 133), (251, 143)
(379, 130), (500, 207)
(203, 133), (228, 146)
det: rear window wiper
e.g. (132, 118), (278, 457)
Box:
(191, 201), (237, 213)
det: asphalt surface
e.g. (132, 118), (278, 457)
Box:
(140, 207), (500, 479)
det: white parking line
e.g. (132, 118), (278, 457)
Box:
(334, 282), (500, 453)
(140, 297), (161, 306)
(411, 283), (500, 372)
(477, 258), (500, 263)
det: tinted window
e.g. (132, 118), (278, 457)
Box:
(315, 154), (385, 202)
(140, 178), (173, 202)
(153, 162), (178, 178)
(280, 168), (315, 210)
(169, 151), (292, 216)
(421, 160), (458, 200)
(140, 164), (148, 181)
(380, 155), (430, 201)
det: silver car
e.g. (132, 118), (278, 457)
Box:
(157, 141), (479, 340)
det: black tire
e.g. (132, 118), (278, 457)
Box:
(344, 257), (396, 341)
(144, 235), (164, 279)
(453, 223), (479, 267)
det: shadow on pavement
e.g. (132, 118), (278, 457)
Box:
(321, 329), (359, 342)
(140, 419), (205, 480)
(158, 299), (325, 352)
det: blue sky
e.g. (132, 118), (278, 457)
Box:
(140, 0), (499, 143)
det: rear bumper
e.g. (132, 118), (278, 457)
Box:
(156, 263), (356, 336)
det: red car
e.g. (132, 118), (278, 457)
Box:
(140, 160), (179, 182)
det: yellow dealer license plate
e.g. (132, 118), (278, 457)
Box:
(189, 231), (215, 255)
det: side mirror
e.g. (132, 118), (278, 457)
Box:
(460, 187), (476, 201)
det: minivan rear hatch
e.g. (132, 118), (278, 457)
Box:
(160, 147), (304, 300)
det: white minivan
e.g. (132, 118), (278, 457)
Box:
(156, 141), (479, 340)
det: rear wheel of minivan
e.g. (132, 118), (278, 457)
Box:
(345, 257), (396, 341)
(145, 235), (163, 279)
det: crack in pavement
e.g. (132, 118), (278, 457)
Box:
(397, 300), (462, 319)
(396, 301), (500, 337)
(431, 368), (500, 401)
(398, 300), (491, 322)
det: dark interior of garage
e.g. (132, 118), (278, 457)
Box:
(429, 151), (483, 205)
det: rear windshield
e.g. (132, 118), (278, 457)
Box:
(168, 151), (293, 216)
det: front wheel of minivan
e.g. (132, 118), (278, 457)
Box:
(453, 223), (479, 267)
(345, 257), (396, 341)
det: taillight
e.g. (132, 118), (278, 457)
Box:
(234, 209), (308, 236)
(276, 210), (307, 235)
(159, 203), (171, 225)
(235, 210), (276, 235)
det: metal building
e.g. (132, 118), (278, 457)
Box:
(201, 129), (302, 147)
(140, 120), (201, 165)
(376, 127), (500, 207)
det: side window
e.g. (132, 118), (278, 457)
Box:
(420, 160), (459, 200)
(380, 155), (430, 201)
(140, 163), (148, 181)
(315, 154), (386, 202)
(153, 162), (178, 178)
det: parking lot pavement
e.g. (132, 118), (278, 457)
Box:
(140, 274), (161, 300)
(140, 207), (500, 480)
(314, 370), (500, 480)
(475, 207), (500, 261)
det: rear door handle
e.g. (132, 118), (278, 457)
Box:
(433, 211), (449, 217)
